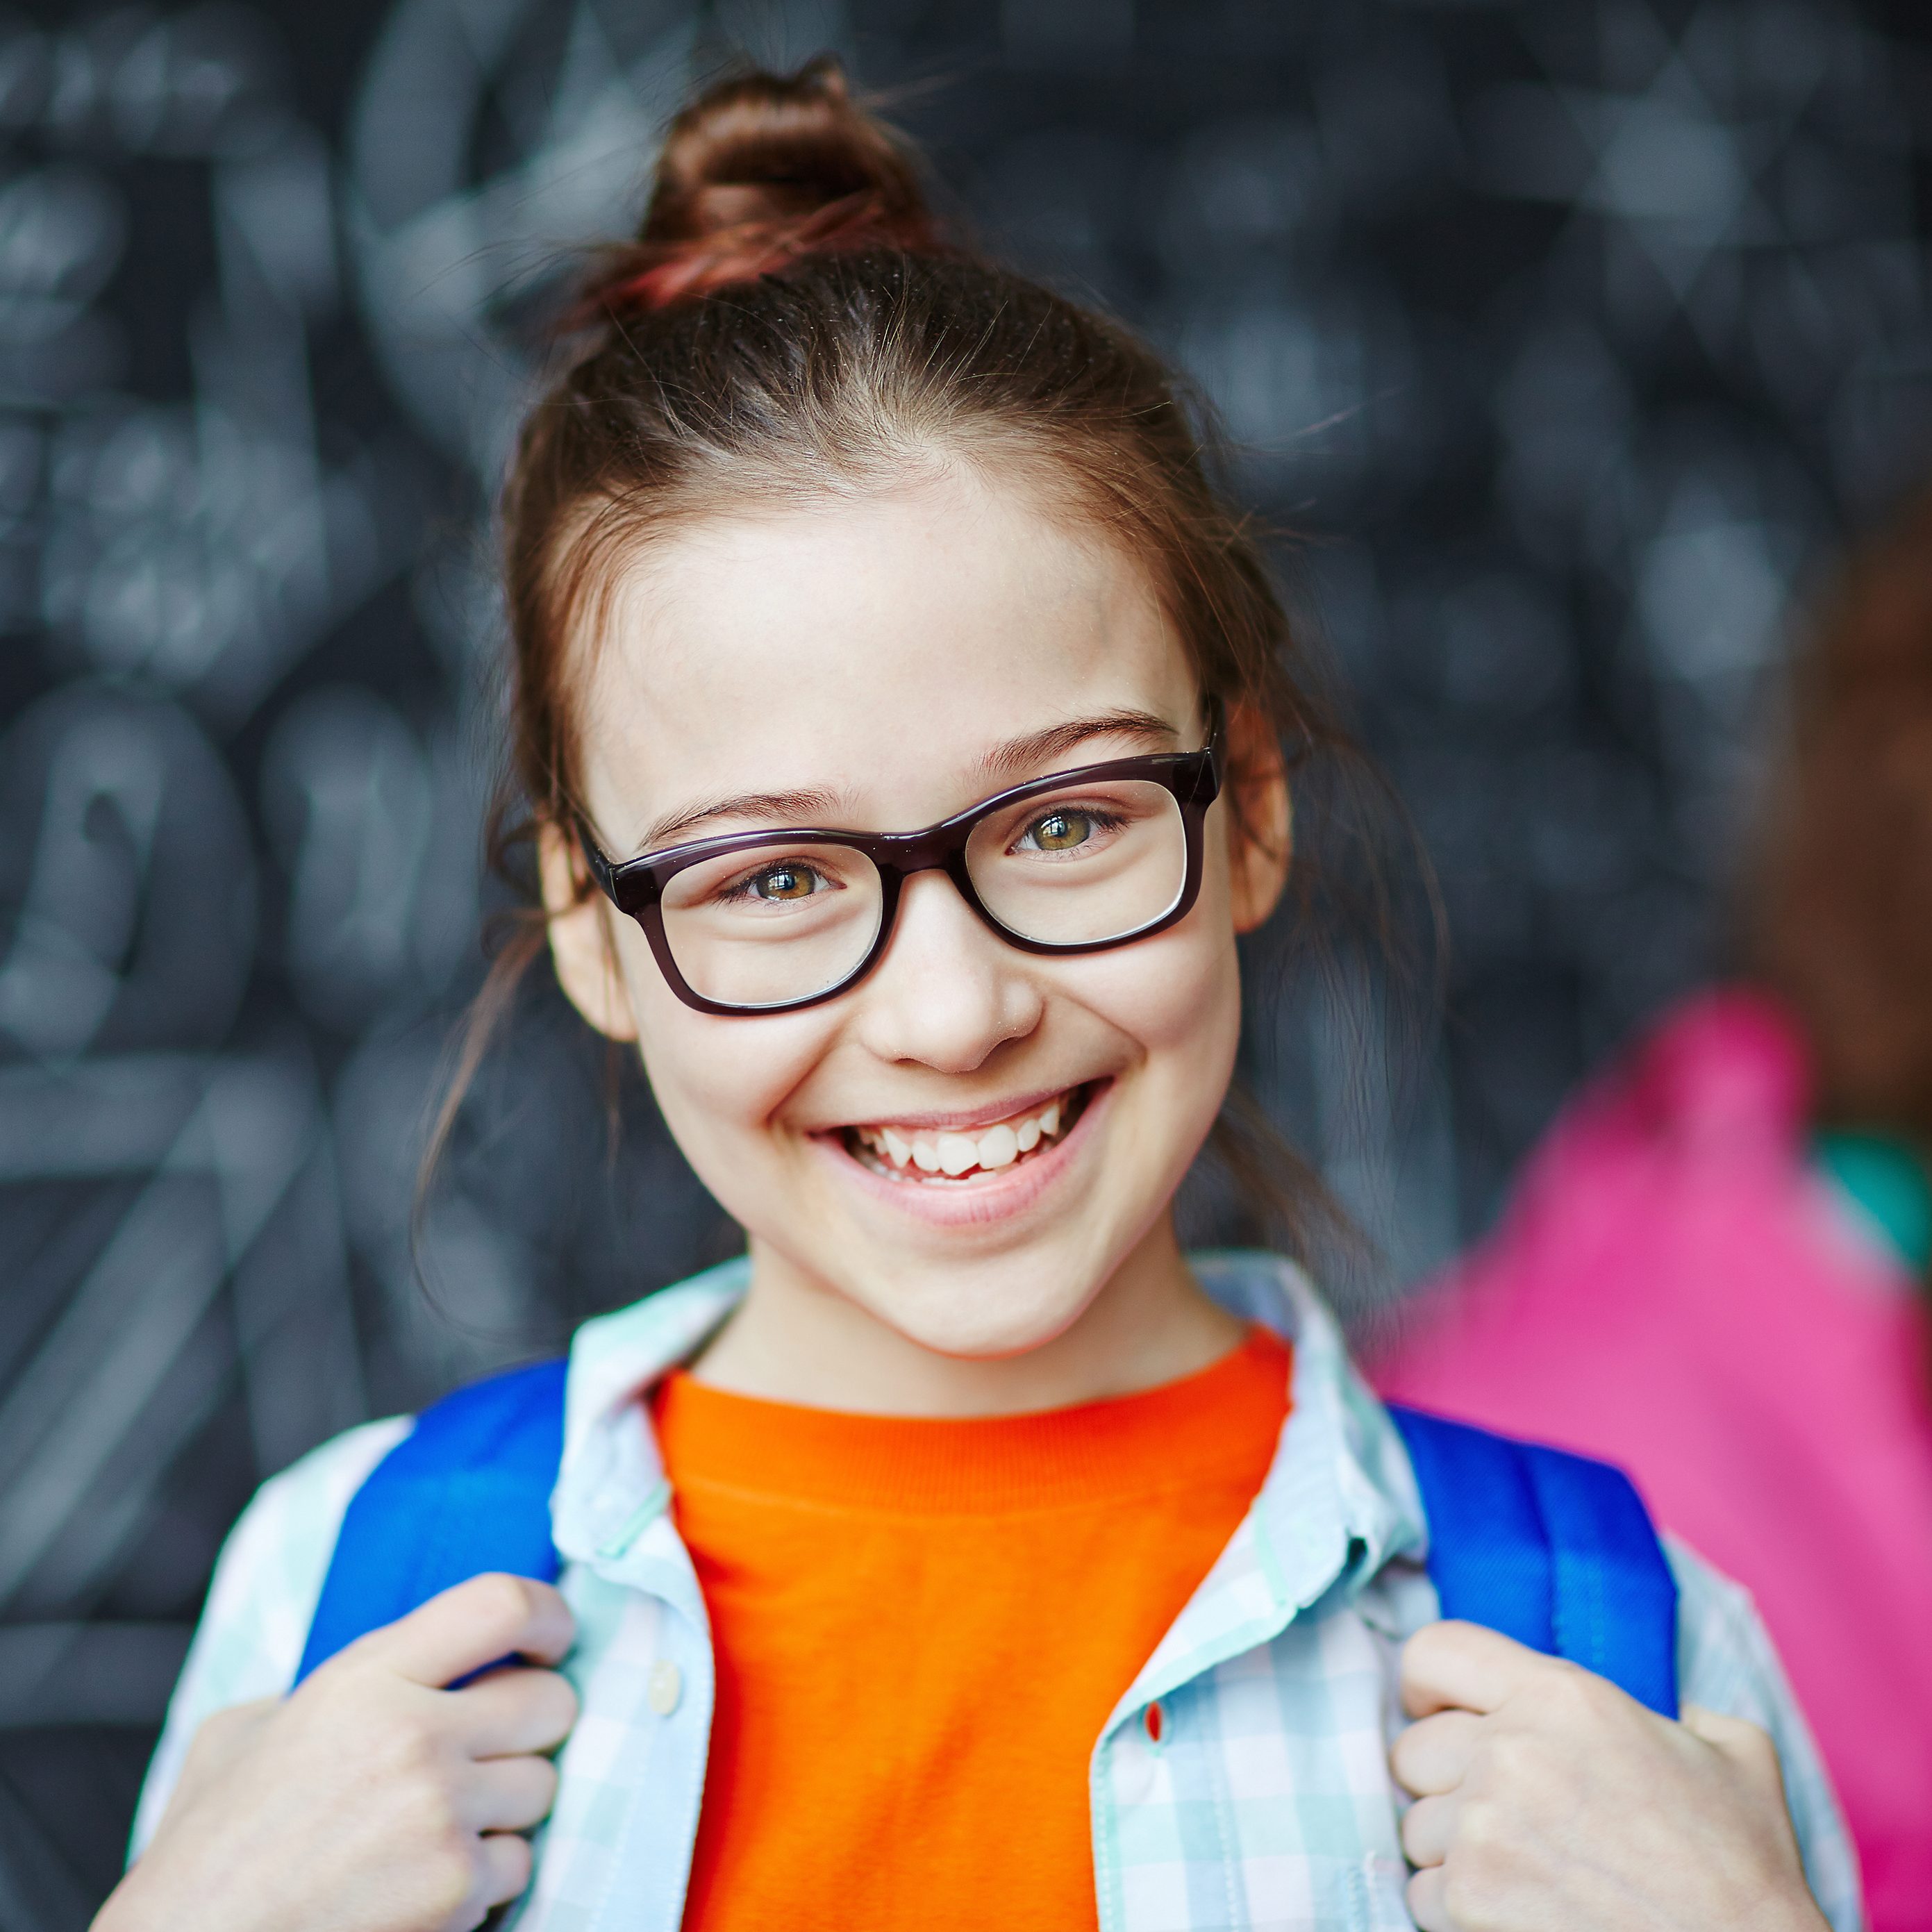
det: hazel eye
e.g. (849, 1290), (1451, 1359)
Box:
(750, 863), (819, 901)
(1021, 809), (1092, 853)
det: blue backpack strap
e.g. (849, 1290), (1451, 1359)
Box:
(294, 1358), (569, 1686)
(1387, 1404), (1680, 1717)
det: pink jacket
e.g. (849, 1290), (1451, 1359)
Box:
(1372, 990), (1932, 1931)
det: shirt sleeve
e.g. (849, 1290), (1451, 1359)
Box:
(128, 1416), (412, 1863)
(1666, 1536), (1865, 1932)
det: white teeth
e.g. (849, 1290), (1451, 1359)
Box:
(937, 1133), (979, 1176)
(853, 1088), (1079, 1180)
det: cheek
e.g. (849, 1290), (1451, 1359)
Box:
(1063, 888), (1244, 1117)
(1079, 808), (1244, 1056)
(610, 924), (829, 1155)
(1070, 822), (1246, 1181)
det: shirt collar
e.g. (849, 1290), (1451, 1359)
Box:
(547, 1248), (1426, 1669)
(1195, 1249), (1425, 1576)
(548, 1255), (749, 1621)
(1110, 1251), (1426, 1715)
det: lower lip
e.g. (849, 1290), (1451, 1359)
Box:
(809, 1081), (1113, 1229)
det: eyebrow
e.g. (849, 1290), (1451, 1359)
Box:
(635, 785), (856, 852)
(631, 709), (1183, 854)
(971, 709), (1182, 785)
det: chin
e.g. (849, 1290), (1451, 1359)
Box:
(852, 1256), (1100, 1361)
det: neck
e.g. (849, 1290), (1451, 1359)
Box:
(689, 1215), (1245, 1417)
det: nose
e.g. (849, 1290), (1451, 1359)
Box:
(851, 867), (1044, 1073)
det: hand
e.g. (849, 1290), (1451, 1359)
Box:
(1391, 1621), (1828, 1932)
(95, 1574), (578, 1932)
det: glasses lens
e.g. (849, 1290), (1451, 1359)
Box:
(965, 778), (1189, 946)
(658, 842), (884, 1009)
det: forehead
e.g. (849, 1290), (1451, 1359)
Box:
(575, 465), (1198, 840)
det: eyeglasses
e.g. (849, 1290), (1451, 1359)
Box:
(577, 718), (1224, 1016)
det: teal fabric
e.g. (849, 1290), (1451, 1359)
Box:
(1813, 1130), (1932, 1276)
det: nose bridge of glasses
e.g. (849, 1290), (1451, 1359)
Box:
(863, 824), (1007, 962)
(868, 820), (979, 882)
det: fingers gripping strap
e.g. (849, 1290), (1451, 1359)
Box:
(1388, 1405), (1679, 1717)
(294, 1358), (569, 1685)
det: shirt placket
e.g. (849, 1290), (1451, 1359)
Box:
(523, 1387), (719, 1932)
(1088, 1258), (1424, 1932)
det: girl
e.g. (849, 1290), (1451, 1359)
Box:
(101, 61), (1858, 1932)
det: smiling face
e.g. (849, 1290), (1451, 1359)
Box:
(542, 462), (1285, 1370)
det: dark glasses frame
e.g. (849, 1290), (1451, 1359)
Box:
(577, 713), (1225, 1016)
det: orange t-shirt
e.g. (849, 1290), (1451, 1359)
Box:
(651, 1326), (1291, 1932)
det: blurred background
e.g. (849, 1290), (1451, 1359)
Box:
(0, 0), (1927, 1919)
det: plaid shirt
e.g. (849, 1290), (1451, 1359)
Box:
(133, 1251), (1863, 1932)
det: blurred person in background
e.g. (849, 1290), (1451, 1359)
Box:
(1372, 485), (1932, 1931)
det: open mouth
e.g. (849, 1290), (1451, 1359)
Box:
(842, 1082), (1097, 1185)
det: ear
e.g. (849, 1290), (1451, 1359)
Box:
(538, 821), (641, 1042)
(1224, 703), (1292, 935)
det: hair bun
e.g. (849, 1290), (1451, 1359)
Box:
(592, 58), (940, 315)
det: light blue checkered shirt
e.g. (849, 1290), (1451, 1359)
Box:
(133, 1251), (1863, 1931)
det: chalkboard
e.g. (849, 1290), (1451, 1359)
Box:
(0, 0), (1924, 1917)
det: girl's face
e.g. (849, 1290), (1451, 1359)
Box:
(544, 465), (1285, 1359)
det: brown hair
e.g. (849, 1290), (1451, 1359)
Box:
(1748, 482), (1932, 1149)
(429, 58), (1422, 1264)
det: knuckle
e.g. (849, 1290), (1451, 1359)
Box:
(319, 1624), (393, 1680)
(467, 1572), (534, 1640)
(403, 1780), (472, 1876)
(1576, 1667), (1621, 1715)
(1535, 1658), (1616, 1729)
(372, 1711), (447, 1786)
(1442, 1813), (1516, 1915)
(1475, 1724), (1538, 1788)
(419, 1840), (477, 1923)
(1540, 1656), (1590, 1706)
(1454, 1793), (1502, 1856)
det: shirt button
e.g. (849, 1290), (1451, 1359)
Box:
(647, 1659), (682, 1716)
